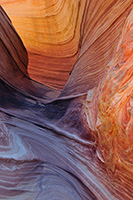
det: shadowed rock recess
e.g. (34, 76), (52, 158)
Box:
(0, 1), (132, 200)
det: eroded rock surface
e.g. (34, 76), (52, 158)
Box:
(0, 1), (132, 200)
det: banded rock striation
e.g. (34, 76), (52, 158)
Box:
(0, 1), (133, 200)
(1, 0), (132, 92)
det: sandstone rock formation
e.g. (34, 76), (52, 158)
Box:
(0, 1), (132, 199)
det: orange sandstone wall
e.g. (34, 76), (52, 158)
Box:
(84, 9), (133, 198)
(1, 0), (85, 89)
(1, 0), (132, 93)
(0, 1), (133, 200)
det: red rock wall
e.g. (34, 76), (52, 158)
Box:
(1, 0), (132, 92)
(1, 0), (85, 89)
(0, 1), (132, 200)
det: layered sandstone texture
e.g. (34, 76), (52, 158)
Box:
(1, 0), (84, 89)
(0, 1), (133, 200)
(85, 10), (133, 199)
(1, 0), (132, 92)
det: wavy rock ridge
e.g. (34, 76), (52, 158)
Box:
(0, 1), (133, 200)
(85, 9), (133, 199)
(1, 0), (132, 92)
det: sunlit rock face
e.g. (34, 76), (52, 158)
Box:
(0, 1), (133, 200)
(85, 10), (133, 198)
(1, 0), (132, 92)
(96, 10), (133, 172)
(0, 0), (84, 89)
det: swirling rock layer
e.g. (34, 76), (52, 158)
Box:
(1, 0), (85, 89)
(1, 0), (132, 92)
(0, 1), (133, 200)
(85, 9), (133, 199)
